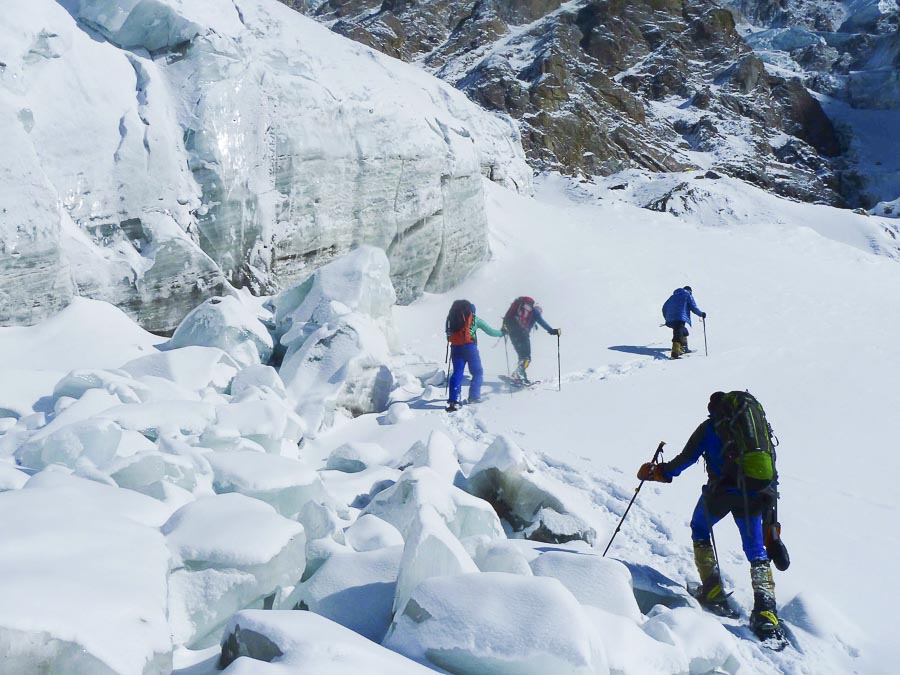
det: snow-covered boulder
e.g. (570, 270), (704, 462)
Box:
(326, 441), (392, 473)
(230, 364), (287, 399)
(384, 572), (608, 675)
(275, 247), (398, 432)
(467, 435), (598, 545)
(641, 607), (742, 674)
(218, 610), (434, 673)
(208, 397), (305, 454)
(168, 296), (274, 368)
(163, 493), (306, 647)
(288, 545), (403, 642)
(121, 347), (240, 395)
(0, 473), (172, 674)
(1, 0), (529, 330)
(530, 550), (642, 623)
(344, 513), (404, 552)
(206, 451), (325, 518)
(362, 466), (504, 541)
(392, 506), (480, 617)
(463, 536), (534, 576)
(396, 430), (462, 484)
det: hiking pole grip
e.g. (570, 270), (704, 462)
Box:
(602, 441), (665, 557)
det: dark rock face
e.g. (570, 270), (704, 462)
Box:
(296, 0), (846, 204)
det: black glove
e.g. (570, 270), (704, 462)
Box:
(700, 312), (707, 319)
(549, 328), (561, 336)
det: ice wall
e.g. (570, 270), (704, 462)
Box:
(0, 0), (531, 331)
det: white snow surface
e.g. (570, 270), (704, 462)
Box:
(1, 172), (899, 673)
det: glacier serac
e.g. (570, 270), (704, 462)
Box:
(0, 0), (530, 331)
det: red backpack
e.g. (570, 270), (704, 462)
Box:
(504, 296), (536, 331)
(446, 300), (475, 346)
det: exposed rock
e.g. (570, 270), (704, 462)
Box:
(301, 0), (846, 203)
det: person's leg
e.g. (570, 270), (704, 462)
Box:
(670, 322), (684, 359)
(448, 347), (466, 404)
(467, 344), (484, 401)
(509, 329), (531, 380)
(690, 490), (729, 602)
(734, 510), (782, 636)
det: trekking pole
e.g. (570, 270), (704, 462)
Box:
(503, 335), (511, 377)
(444, 341), (451, 395)
(557, 333), (562, 392)
(603, 441), (665, 557)
(702, 317), (708, 357)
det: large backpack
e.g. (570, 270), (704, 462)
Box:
(504, 296), (536, 332)
(446, 300), (475, 346)
(709, 391), (778, 493)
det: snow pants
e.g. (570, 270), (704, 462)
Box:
(449, 343), (483, 403)
(667, 321), (689, 346)
(690, 486), (768, 562)
(505, 325), (531, 376)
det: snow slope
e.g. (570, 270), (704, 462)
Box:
(0, 173), (898, 673)
(392, 177), (900, 672)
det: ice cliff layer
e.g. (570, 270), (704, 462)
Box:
(0, 0), (530, 331)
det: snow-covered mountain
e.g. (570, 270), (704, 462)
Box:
(721, 0), (900, 212)
(0, 0), (529, 331)
(298, 0), (852, 204)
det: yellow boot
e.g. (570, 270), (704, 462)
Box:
(671, 341), (683, 360)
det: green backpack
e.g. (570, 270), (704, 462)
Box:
(709, 391), (778, 492)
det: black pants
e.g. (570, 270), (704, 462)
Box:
(505, 324), (531, 364)
(667, 321), (688, 346)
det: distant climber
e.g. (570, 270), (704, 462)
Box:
(637, 391), (788, 647)
(445, 300), (504, 412)
(662, 286), (705, 359)
(501, 296), (560, 385)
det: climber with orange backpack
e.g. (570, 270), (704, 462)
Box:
(502, 296), (560, 385)
(445, 300), (504, 412)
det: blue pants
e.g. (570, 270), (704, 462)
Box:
(449, 343), (483, 403)
(690, 489), (768, 562)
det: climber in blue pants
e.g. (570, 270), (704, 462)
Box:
(445, 301), (504, 412)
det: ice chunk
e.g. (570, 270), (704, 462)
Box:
(583, 606), (688, 675)
(344, 513), (404, 552)
(218, 610), (434, 673)
(396, 430), (462, 484)
(0, 474), (172, 673)
(467, 435), (598, 545)
(207, 451), (325, 518)
(463, 535), (534, 575)
(52, 369), (148, 405)
(392, 506), (479, 617)
(230, 364), (287, 399)
(385, 572), (606, 675)
(289, 545), (403, 641)
(276, 248), (399, 432)
(362, 466), (504, 541)
(386, 401), (414, 424)
(0, 463), (28, 491)
(163, 493), (306, 647)
(319, 464), (400, 510)
(121, 347), (239, 394)
(530, 550), (642, 622)
(326, 441), (392, 473)
(17, 417), (127, 472)
(168, 295), (274, 368)
(642, 607), (743, 674)
(98, 400), (217, 441)
(210, 398), (305, 454)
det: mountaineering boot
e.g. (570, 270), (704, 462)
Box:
(671, 341), (683, 360)
(690, 541), (738, 617)
(445, 401), (460, 413)
(681, 338), (693, 354)
(512, 358), (530, 382)
(750, 561), (786, 643)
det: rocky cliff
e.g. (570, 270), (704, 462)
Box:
(301, 0), (846, 204)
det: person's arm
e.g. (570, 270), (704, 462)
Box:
(688, 294), (704, 318)
(473, 315), (504, 338)
(659, 421), (709, 479)
(533, 308), (555, 333)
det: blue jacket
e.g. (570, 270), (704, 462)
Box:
(662, 288), (703, 326)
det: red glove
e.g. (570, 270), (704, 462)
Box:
(637, 462), (672, 483)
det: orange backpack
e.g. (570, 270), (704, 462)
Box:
(446, 300), (475, 346)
